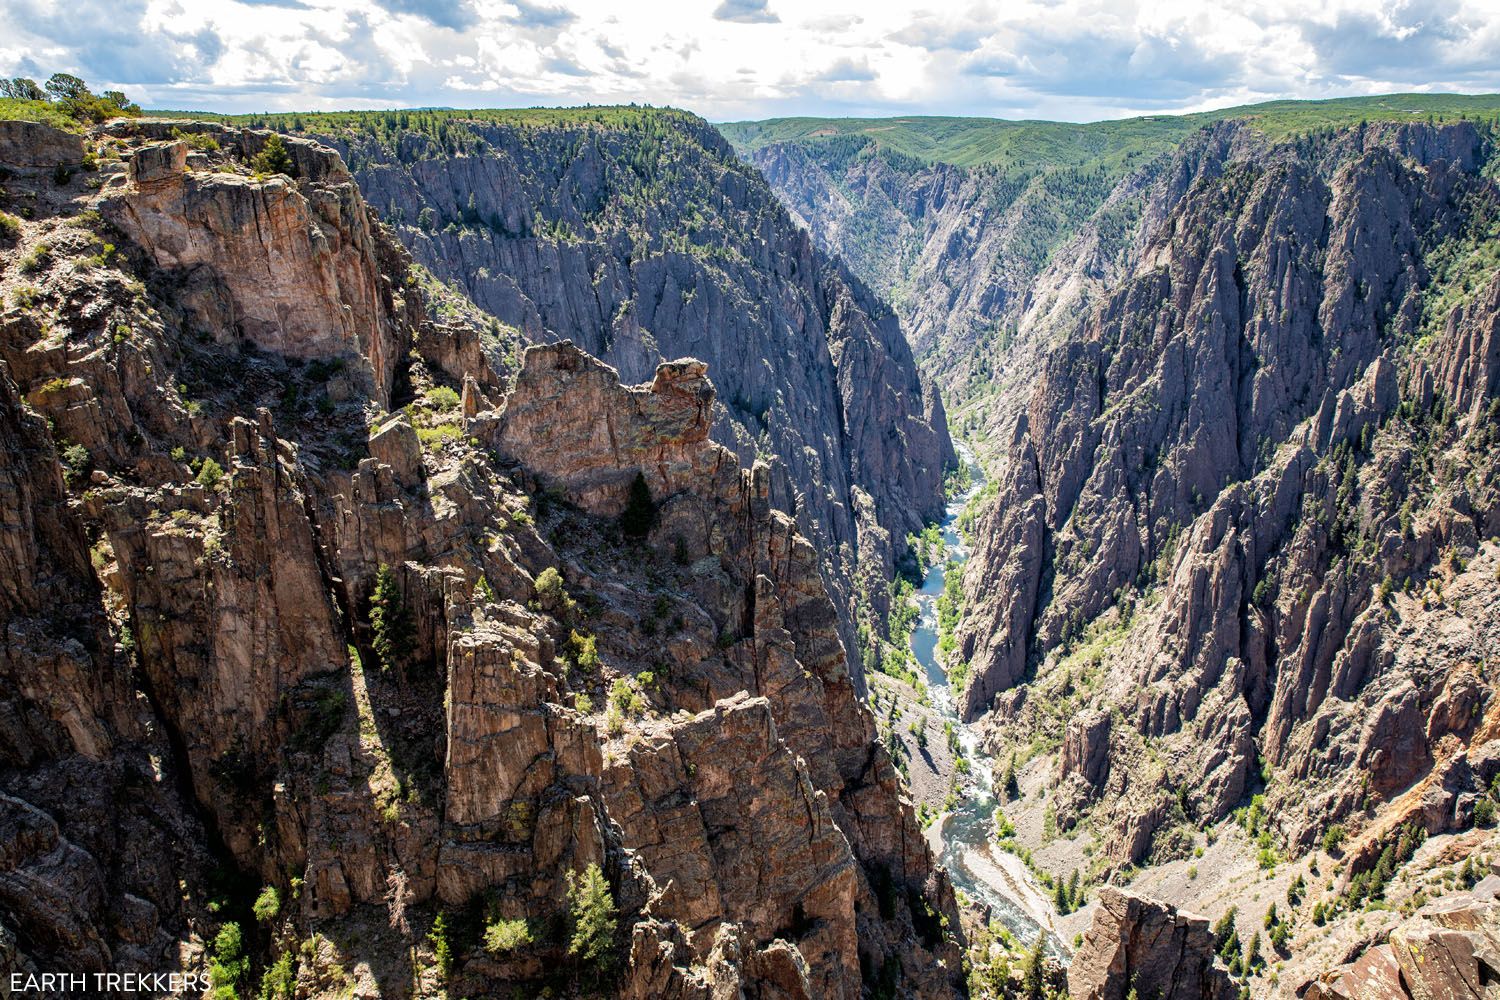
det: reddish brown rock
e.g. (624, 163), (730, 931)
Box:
(1305, 944), (1408, 1000)
(1310, 888), (1500, 1000)
(104, 132), (409, 405)
(1067, 887), (1237, 1000)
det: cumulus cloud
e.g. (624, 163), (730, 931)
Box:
(2, 0), (1498, 121)
(2, 0), (225, 87)
(962, 21), (1245, 103)
(377, 0), (475, 30)
(1294, 3), (1499, 85)
(510, 0), (576, 30)
(542, 53), (590, 76)
(713, 0), (778, 25)
(891, 13), (989, 53)
(815, 57), (876, 82)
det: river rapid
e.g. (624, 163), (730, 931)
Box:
(909, 445), (1069, 959)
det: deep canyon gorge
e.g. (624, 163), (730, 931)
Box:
(1, 87), (1499, 1000)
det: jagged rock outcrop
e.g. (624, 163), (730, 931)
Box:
(99, 124), (416, 405)
(294, 110), (954, 680)
(0, 351), (207, 978)
(1068, 888), (1237, 1000)
(938, 119), (1500, 872)
(0, 119), (961, 998)
(1307, 876), (1500, 1000)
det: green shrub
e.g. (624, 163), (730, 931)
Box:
(1476, 798), (1496, 827)
(252, 885), (280, 923)
(1321, 824), (1346, 854)
(482, 917), (532, 954)
(535, 566), (566, 608)
(608, 678), (645, 718)
(171, 127), (221, 152)
(196, 457), (224, 489)
(60, 442), (91, 487)
(208, 922), (247, 1000)
(426, 385), (461, 411)
(414, 422), (461, 448)
(251, 134), (295, 176)
(257, 953), (294, 1000)
(0, 212), (19, 242)
(429, 911), (453, 976)
(569, 630), (599, 672)
(18, 242), (51, 274)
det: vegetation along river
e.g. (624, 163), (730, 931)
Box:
(909, 445), (1069, 961)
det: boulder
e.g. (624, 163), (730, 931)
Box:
(367, 416), (423, 488)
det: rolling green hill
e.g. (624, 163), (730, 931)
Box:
(718, 93), (1500, 169)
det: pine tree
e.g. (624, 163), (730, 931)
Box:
(251, 134), (295, 176)
(1002, 752), (1021, 800)
(566, 863), (618, 981)
(1021, 935), (1046, 999)
(370, 565), (414, 674)
(620, 471), (657, 540)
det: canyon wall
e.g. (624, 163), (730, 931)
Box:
(300, 111), (956, 678)
(0, 119), (962, 998)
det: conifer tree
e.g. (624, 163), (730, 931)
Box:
(370, 565), (414, 674)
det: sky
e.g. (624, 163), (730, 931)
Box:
(3, 0), (1499, 122)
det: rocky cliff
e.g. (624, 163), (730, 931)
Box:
(736, 101), (1500, 1000)
(740, 134), (1165, 467)
(1067, 888), (1236, 1000)
(954, 118), (1500, 865)
(0, 120), (962, 998)
(269, 108), (956, 680)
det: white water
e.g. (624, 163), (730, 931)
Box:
(908, 444), (1068, 959)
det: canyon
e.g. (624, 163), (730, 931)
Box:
(0, 88), (1498, 1000)
(741, 99), (1500, 998)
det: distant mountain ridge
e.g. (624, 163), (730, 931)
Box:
(723, 93), (1500, 471)
(719, 93), (1500, 168)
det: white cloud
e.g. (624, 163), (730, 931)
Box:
(0, 0), (1496, 120)
(712, 0), (778, 25)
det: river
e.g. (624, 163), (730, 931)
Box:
(909, 445), (1069, 959)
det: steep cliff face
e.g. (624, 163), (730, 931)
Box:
(739, 105), (1500, 1000)
(280, 109), (955, 679)
(0, 356), (212, 985)
(740, 135), (1165, 466)
(0, 120), (961, 998)
(954, 119), (1500, 879)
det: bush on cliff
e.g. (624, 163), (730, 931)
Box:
(251, 134), (296, 177)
